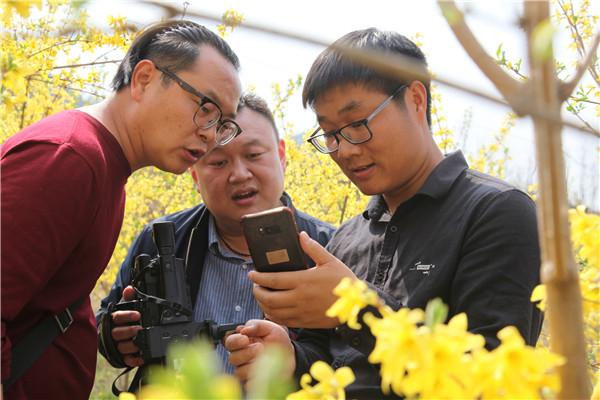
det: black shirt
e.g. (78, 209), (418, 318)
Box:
(293, 151), (542, 399)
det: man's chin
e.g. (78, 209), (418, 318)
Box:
(348, 179), (377, 196)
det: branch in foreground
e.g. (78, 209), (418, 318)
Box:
(559, 31), (600, 101)
(437, 0), (525, 114)
(142, 0), (597, 137)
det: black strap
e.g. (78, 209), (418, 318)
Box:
(111, 366), (136, 396)
(3, 297), (85, 389)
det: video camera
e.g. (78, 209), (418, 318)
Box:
(100, 221), (239, 364)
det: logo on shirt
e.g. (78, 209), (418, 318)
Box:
(409, 261), (436, 275)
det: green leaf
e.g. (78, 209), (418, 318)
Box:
(425, 298), (448, 328)
(167, 339), (220, 399)
(532, 19), (555, 63)
(247, 346), (295, 400)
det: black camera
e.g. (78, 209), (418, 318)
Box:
(105, 222), (238, 363)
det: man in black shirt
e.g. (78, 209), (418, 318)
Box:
(225, 28), (542, 398)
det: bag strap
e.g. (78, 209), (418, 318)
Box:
(3, 297), (85, 389)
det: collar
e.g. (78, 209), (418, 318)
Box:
(206, 191), (295, 256)
(206, 214), (226, 256)
(363, 150), (468, 221)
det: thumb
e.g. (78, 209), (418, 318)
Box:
(299, 231), (337, 267)
(122, 285), (136, 302)
(240, 319), (281, 339)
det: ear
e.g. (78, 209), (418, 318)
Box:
(406, 81), (428, 123)
(130, 59), (158, 101)
(278, 138), (287, 173)
(189, 166), (202, 193)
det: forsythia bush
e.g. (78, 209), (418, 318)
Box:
(1, 0), (133, 141)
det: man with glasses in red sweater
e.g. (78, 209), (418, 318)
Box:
(2, 20), (241, 399)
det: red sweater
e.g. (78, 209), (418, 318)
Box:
(1, 110), (130, 399)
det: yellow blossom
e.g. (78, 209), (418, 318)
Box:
(531, 284), (547, 311)
(365, 306), (425, 395)
(476, 326), (565, 399)
(326, 277), (379, 329)
(138, 384), (188, 399)
(287, 361), (355, 400)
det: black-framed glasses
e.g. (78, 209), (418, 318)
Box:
(307, 84), (408, 154)
(154, 64), (242, 146)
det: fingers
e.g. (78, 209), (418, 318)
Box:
(238, 319), (287, 338)
(226, 334), (264, 383)
(225, 332), (251, 352)
(111, 325), (142, 342)
(252, 286), (298, 311)
(117, 339), (140, 355)
(247, 270), (302, 290)
(112, 324), (144, 366)
(123, 354), (144, 367)
(228, 342), (264, 367)
(111, 309), (143, 364)
(262, 308), (303, 327)
(299, 231), (338, 266)
(233, 361), (254, 384)
(112, 310), (141, 326)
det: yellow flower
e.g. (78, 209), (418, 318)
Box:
(118, 393), (137, 400)
(287, 361), (355, 400)
(1, 0), (42, 18)
(365, 307), (425, 395)
(326, 277), (379, 329)
(531, 284), (547, 311)
(476, 326), (565, 399)
(570, 205), (600, 268)
(138, 384), (188, 399)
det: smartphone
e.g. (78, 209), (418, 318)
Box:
(241, 206), (307, 272)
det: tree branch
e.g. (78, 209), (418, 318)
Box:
(559, 31), (600, 101)
(28, 77), (105, 98)
(27, 39), (91, 58)
(565, 99), (599, 135)
(143, 0), (598, 137)
(438, 0), (526, 115)
(28, 60), (122, 75)
(557, 0), (600, 86)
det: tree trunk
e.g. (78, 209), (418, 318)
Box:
(523, 2), (591, 398)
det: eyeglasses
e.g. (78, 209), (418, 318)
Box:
(307, 85), (408, 154)
(154, 64), (242, 146)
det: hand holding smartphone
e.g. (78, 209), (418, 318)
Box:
(241, 206), (307, 272)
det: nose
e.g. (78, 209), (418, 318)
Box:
(335, 136), (362, 160)
(228, 158), (252, 184)
(196, 123), (218, 144)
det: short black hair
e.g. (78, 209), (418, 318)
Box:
(302, 28), (431, 126)
(238, 92), (279, 140)
(112, 20), (240, 91)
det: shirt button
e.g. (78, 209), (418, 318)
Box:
(241, 264), (248, 270)
(351, 337), (361, 346)
(390, 225), (398, 232)
(331, 360), (341, 369)
(235, 305), (242, 312)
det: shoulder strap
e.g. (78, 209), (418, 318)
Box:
(3, 297), (85, 389)
(185, 206), (210, 306)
